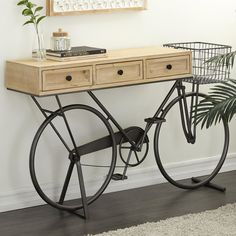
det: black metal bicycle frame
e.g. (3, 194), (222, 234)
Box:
(88, 79), (199, 151)
(32, 80), (199, 158)
(30, 79), (200, 218)
(31, 79), (199, 161)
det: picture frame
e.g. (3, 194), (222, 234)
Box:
(46, 0), (147, 16)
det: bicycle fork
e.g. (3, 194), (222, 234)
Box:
(177, 81), (200, 144)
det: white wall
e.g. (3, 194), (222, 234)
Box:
(1, 0), (236, 212)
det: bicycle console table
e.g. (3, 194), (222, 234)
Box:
(5, 46), (229, 219)
(5, 46), (191, 96)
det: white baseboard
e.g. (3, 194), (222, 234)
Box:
(1, 153), (236, 213)
(105, 153), (236, 194)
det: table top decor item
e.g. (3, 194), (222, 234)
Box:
(51, 28), (71, 51)
(17, 0), (46, 61)
(47, 46), (107, 57)
(46, 46), (107, 61)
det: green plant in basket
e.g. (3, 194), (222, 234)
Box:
(17, 0), (46, 60)
(195, 51), (236, 128)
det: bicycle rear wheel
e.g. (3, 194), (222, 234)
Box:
(30, 104), (116, 211)
(154, 92), (229, 189)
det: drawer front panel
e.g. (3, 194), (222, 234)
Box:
(42, 66), (92, 91)
(95, 61), (143, 85)
(146, 56), (190, 79)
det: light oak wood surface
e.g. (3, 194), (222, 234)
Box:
(95, 60), (143, 85)
(5, 46), (192, 96)
(42, 66), (92, 91)
(146, 55), (190, 79)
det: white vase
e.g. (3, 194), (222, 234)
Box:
(32, 32), (46, 61)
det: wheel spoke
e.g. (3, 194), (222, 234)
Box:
(121, 146), (131, 149)
(81, 163), (111, 168)
(58, 161), (75, 204)
(49, 121), (71, 152)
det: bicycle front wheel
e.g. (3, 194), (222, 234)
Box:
(154, 92), (229, 189)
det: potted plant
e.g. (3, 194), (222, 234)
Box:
(17, 0), (46, 60)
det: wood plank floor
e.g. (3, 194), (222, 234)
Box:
(0, 170), (236, 236)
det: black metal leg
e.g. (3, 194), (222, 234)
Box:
(56, 95), (89, 218)
(59, 161), (75, 204)
(76, 161), (89, 219)
(191, 177), (226, 192)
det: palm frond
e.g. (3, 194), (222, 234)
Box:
(194, 79), (236, 128)
(206, 51), (236, 69)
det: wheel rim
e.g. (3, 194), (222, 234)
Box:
(30, 104), (117, 211)
(154, 92), (229, 189)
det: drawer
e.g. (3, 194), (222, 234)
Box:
(146, 55), (190, 79)
(42, 66), (92, 91)
(95, 61), (143, 85)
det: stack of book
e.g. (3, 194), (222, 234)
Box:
(46, 46), (107, 62)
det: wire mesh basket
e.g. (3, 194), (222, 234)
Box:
(163, 42), (232, 84)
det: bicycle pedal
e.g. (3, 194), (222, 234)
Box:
(111, 173), (128, 181)
(144, 117), (166, 124)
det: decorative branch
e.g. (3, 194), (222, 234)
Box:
(17, 0), (46, 38)
(17, 0), (46, 58)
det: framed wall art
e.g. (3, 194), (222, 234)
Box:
(46, 0), (147, 16)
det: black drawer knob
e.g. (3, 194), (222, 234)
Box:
(166, 64), (172, 70)
(66, 75), (72, 81)
(117, 69), (124, 76)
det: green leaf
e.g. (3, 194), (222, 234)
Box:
(34, 6), (43, 13)
(17, 0), (46, 28)
(205, 51), (236, 69)
(194, 80), (236, 128)
(26, 2), (36, 9)
(36, 16), (46, 25)
(22, 8), (33, 16)
(23, 20), (34, 26)
(17, 0), (28, 6)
